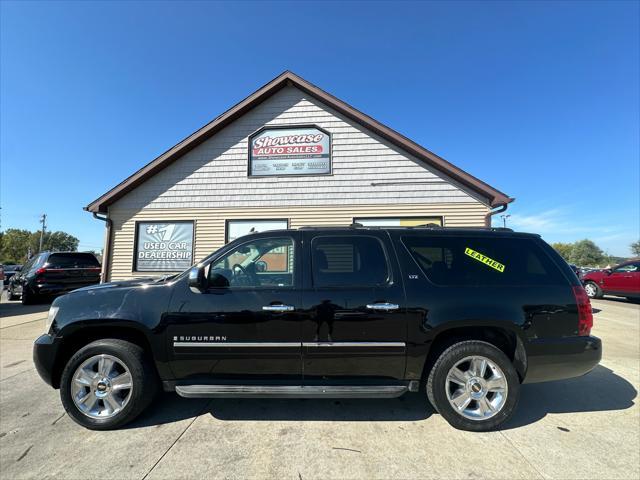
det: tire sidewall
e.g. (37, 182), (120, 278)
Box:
(430, 341), (520, 432)
(60, 339), (151, 430)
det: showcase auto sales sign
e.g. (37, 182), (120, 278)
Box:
(249, 126), (331, 176)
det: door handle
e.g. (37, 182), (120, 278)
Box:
(366, 302), (400, 311)
(262, 305), (295, 312)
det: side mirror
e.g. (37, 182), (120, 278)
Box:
(187, 266), (206, 292)
(605, 269), (612, 275)
(255, 260), (267, 273)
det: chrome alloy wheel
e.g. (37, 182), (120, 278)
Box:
(584, 283), (597, 298)
(71, 354), (133, 419)
(445, 355), (508, 420)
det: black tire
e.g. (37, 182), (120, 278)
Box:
(21, 287), (36, 305)
(60, 339), (158, 430)
(584, 281), (603, 299)
(426, 340), (520, 432)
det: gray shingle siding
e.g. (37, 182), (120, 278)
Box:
(112, 86), (488, 210)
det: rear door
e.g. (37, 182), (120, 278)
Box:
(300, 230), (408, 381)
(13, 255), (42, 294)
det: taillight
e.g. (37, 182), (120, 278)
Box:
(35, 267), (47, 275)
(572, 285), (593, 336)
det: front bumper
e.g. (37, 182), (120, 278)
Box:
(523, 335), (602, 384)
(33, 334), (61, 388)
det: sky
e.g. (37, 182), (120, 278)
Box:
(1, 0), (638, 257)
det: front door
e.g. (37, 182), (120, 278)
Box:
(602, 262), (640, 295)
(166, 234), (303, 382)
(300, 231), (407, 382)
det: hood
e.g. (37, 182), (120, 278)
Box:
(71, 276), (163, 293)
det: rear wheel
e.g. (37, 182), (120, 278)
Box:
(21, 287), (37, 305)
(426, 340), (519, 432)
(584, 281), (602, 299)
(60, 339), (158, 430)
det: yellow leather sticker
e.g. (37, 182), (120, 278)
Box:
(464, 247), (505, 272)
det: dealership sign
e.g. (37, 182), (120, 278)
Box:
(249, 126), (331, 176)
(134, 221), (194, 272)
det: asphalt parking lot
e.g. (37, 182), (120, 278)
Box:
(0, 294), (638, 480)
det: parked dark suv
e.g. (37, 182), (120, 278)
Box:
(9, 252), (101, 304)
(33, 227), (601, 431)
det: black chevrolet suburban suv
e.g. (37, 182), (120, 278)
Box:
(33, 226), (601, 431)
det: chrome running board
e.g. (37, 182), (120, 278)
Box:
(175, 384), (408, 399)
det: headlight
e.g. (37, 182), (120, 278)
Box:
(45, 306), (59, 334)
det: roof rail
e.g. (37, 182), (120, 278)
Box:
(297, 224), (514, 232)
(413, 224), (514, 232)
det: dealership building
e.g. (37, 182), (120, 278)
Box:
(86, 71), (513, 281)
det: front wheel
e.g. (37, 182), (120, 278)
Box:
(584, 281), (602, 299)
(60, 339), (158, 430)
(426, 340), (520, 432)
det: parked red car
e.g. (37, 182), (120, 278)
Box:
(582, 259), (640, 301)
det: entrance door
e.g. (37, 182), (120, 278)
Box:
(301, 231), (408, 382)
(166, 234), (303, 382)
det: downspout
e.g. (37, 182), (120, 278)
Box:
(93, 212), (112, 283)
(484, 203), (508, 228)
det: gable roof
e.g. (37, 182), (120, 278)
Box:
(86, 71), (513, 213)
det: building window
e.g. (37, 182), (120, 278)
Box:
(225, 219), (289, 243)
(354, 217), (443, 227)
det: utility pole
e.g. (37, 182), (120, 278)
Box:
(39, 214), (47, 252)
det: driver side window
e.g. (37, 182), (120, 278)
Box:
(207, 237), (295, 289)
(613, 263), (639, 273)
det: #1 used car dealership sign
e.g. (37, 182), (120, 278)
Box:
(135, 221), (194, 272)
(249, 126), (331, 176)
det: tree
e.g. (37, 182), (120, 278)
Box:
(569, 239), (605, 267)
(551, 242), (573, 262)
(0, 228), (80, 264)
(0, 229), (33, 264)
(33, 231), (79, 253)
(631, 240), (640, 257)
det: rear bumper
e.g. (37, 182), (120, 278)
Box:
(522, 335), (601, 384)
(34, 282), (96, 296)
(33, 334), (61, 388)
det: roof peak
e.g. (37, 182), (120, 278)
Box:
(86, 71), (513, 213)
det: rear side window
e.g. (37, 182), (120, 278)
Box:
(46, 253), (100, 269)
(401, 236), (565, 286)
(311, 236), (390, 287)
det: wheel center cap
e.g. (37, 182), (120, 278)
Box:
(94, 378), (111, 397)
(467, 377), (485, 399)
